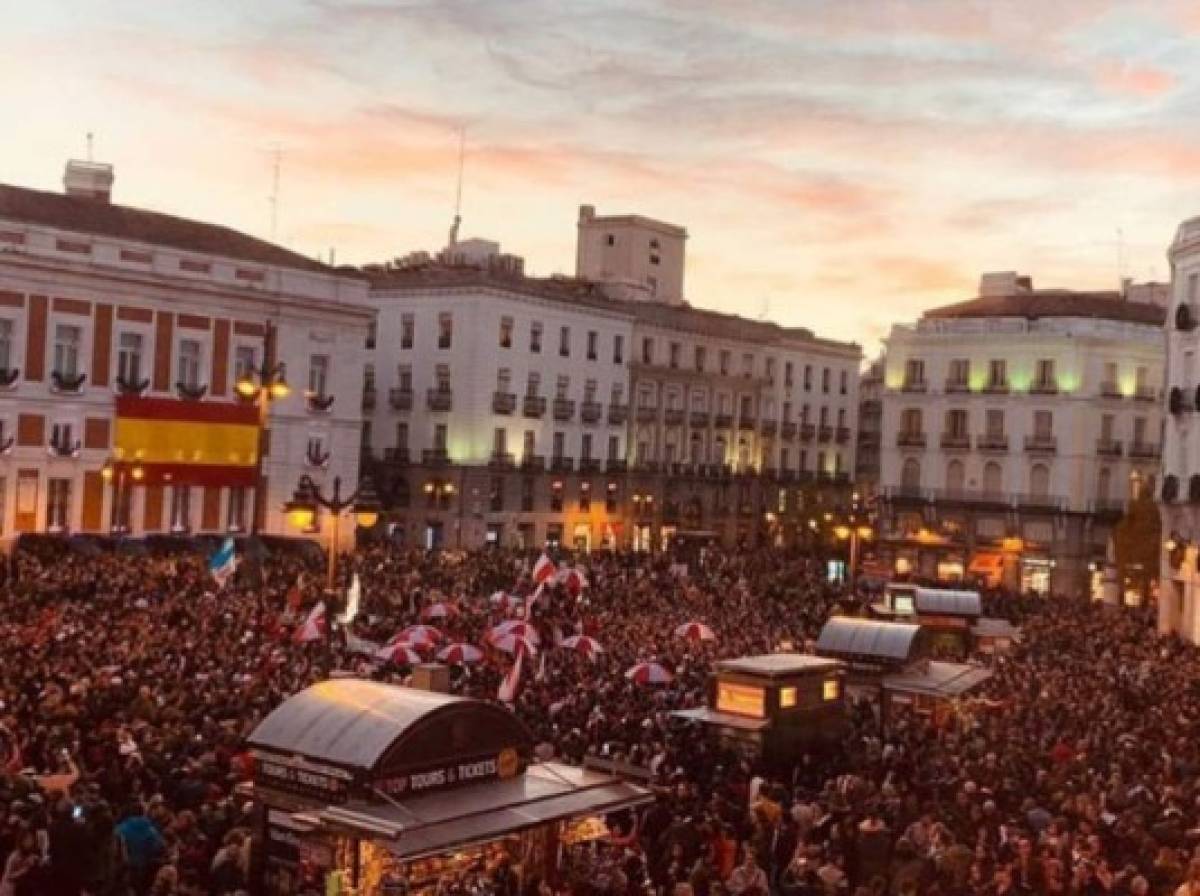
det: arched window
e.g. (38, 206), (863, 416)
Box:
(901, 458), (921, 489)
(945, 459), (965, 493)
(1096, 467), (1111, 502)
(1030, 463), (1050, 497)
(983, 461), (1003, 496)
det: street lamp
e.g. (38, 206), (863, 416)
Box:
(101, 460), (145, 534)
(836, 522), (874, 590)
(234, 321), (290, 534)
(285, 474), (380, 589)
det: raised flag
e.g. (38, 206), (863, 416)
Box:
(498, 642), (526, 703)
(336, 574), (361, 626)
(532, 552), (556, 584)
(293, 601), (326, 643)
(208, 537), (239, 589)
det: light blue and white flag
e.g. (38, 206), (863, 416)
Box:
(208, 537), (239, 589)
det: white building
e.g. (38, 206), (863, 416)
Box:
(0, 161), (372, 545)
(879, 272), (1165, 595)
(364, 207), (861, 551)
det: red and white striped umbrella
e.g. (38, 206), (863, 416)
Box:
(674, 621), (716, 642)
(375, 642), (423, 665)
(398, 625), (443, 645)
(421, 602), (457, 620)
(560, 635), (604, 659)
(490, 621), (540, 645)
(625, 662), (673, 685)
(490, 633), (538, 656)
(437, 643), (484, 665)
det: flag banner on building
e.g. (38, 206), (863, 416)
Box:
(113, 396), (259, 486)
(208, 537), (239, 589)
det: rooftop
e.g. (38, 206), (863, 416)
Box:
(924, 290), (1165, 326)
(0, 182), (342, 276)
(717, 653), (845, 678)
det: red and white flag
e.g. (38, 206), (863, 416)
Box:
(526, 582), (546, 617)
(561, 567), (588, 597)
(293, 601), (326, 643)
(497, 643), (526, 703)
(532, 552), (557, 584)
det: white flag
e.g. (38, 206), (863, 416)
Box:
(337, 574), (361, 626)
(498, 646), (525, 703)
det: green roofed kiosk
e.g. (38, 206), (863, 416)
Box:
(247, 679), (650, 895)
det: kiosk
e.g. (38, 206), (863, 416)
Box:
(670, 653), (847, 768)
(872, 587), (981, 657)
(248, 679), (650, 895)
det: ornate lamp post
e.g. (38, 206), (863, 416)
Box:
(284, 474), (381, 589)
(234, 321), (290, 534)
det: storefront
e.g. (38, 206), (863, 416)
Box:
(248, 680), (650, 895)
(881, 660), (993, 730)
(1020, 555), (1054, 595)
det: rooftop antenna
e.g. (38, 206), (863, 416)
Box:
(269, 145), (283, 242)
(447, 127), (465, 250)
(86, 132), (94, 162)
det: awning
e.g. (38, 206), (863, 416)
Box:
(883, 661), (992, 699)
(816, 617), (921, 664)
(309, 762), (650, 859)
(971, 617), (1021, 640)
(669, 707), (770, 731)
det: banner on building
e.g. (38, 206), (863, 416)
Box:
(113, 396), (259, 486)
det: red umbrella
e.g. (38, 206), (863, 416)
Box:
(398, 625), (442, 645)
(674, 621), (716, 642)
(490, 633), (538, 656)
(437, 643), (483, 665)
(560, 634), (604, 660)
(626, 662), (673, 685)
(375, 642), (423, 665)
(421, 602), (458, 620)
(490, 621), (540, 645)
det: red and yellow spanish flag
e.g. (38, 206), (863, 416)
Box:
(114, 396), (259, 486)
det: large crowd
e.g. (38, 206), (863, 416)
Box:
(0, 538), (1197, 895)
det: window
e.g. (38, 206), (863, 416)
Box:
(988, 359), (1007, 388)
(985, 409), (1005, 436)
(579, 483), (591, 512)
(819, 405), (829, 426)
(176, 339), (201, 388)
(783, 401), (792, 422)
(51, 421), (73, 452)
(903, 359), (924, 387)
(1033, 410), (1053, 438)
(608, 435), (619, 460)
(766, 357), (776, 385)
(839, 370), (848, 395)
(556, 375), (569, 400)
(1133, 416), (1147, 443)
(117, 332), (144, 386)
(395, 422), (409, 455)
(233, 345), (256, 384)
(606, 233), (615, 246)
(946, 409), (968, 437)
(647, 275), (657, 296)
(1102, 361), (1118, 388)
(946, 459), (965, 492)
(366, 321), (376, 350)
(559, 326), (570, 358)
(520, 478), (535, 512)
(1135, 365), (1149, 392)
(613, 334), (624, 364)
(437, 313), (453, 349)
(821, 367), (830, 393)
(581, 433), (593, 460)
(719, 350), (731, 375)
(47, 478), (71, 532)
(1097, 467), (1112, 501)
(401, 314), (414, 349)
(308, 355), (329, 396)
(1035, 358), (1055, 389)
(550, 481), (563, 513)
(1100, 414), (1114, 440)
(526, 371), (540, 398)
(784, 361), (794, 387)
(948, 358), (969, 386)
(0, 321), (11, 373)
(499, 316), (513, 349)
(435, 364), (450, 392)
(1030, 464), (1050, 497)
(552, 432), (565, 459)
(669, 342), (681, 369)
(741, 353), (754, 378)
(740, 395), (754, 419)
(490, 476), (504, 512)
(694, 346), (706, 372)
(642, 338), (654, 364)
(523, 430), (535, 457)
(1190, 273), (1198, 304)
(801, 403), (810, 423)
(530, 322), (542, 353)
(493, 428), (507, 455)
(433, 424), (448, 452)
(837, 407), (846, 427)
(584, 379), (597, 402)
(900, 458), (921, 489)
(587, 331), (598, 361)
(900, 408), (922, 435)
(169, 486), (192, 532)
(803, 364), (812, 391)
(606, 482), (618, 513)
(983, 461), (1003, 494)
(611, 382), (624, 405)
(398, 364), (413, 391)
(53, 325), (81, 377)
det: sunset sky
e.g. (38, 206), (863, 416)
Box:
(5, 1), (1200, 352)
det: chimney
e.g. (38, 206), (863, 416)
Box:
(978, 271), (1031, 298)
(63, 160), (114, 203)
(578, 204), (595, 223)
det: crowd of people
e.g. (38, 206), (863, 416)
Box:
(0, 537), (1195, 895)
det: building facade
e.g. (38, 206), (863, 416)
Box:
(363, 208), (861, 551)
(878, 272), (1165, 596)
(856, 359), (883, 501)
(1159, 218), (1200, 640)
(0, 162), (372, 546)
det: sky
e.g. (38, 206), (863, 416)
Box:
(5, 0), (1200, 354)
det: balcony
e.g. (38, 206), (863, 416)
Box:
(521, 454), (546, 471)
(1128, 441), (1161, 460)
(835, 426), (851, 443)
(688, 410), (709, 428)
(635, 405), (658, 424)
(817, 425), (833, 442)
(1024, 435), (1057, 454)
(761, 420), (778, 437)
(383, 447), (410, 464)
(489, 451), (515, 469)
(944, 379), (970, 394)
(738, 415), (756, 431)
(715, 413), (733, 428)
(1099, 381), (1123, 399)
(492, 391), (517, 414)
(664, 408), (685, 426)
(523, 395), (547, 418)
(896, 431), (926, 448)
(388, 388), (413, 411)
(1029, 379), (1058, 395)
(552, 398), (576, 421)
(607, 403), (628, 425)
(1015, 492), (1064, 511)
(581, 401), (603, 424)
(579, 458), (601, 473)
(800, 423), (815, 441)
(550, 456), (574, 472)
(859, 430), (880, 447)
(635, 460), (659, 473)
(1096, 438), (1123, 457)
(362, 387), (377, 411)
(422, 448), (451, 466)
(884, 485), (927, 504)
(940, 433), (971, 451)
(781, 422), (797, 440)
(426, 388), (453, 412)
(900, 379), (927, 393)
(977, 434), (1009, 453)
(1093, 498), (1127, 518)
(1133, 386), (1158, 403)
(982, 381), (1010, 394)
(606, 458), (628, 473)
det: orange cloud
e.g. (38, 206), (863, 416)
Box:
(1095, 60), (1177, 98)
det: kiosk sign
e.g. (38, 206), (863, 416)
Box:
(376, 748), (521, 796)
(253, 752), (353, 801)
